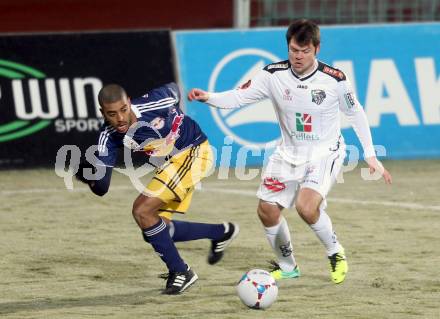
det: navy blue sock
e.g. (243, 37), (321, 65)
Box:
(143, 219), (187, 272)
(169, 220), (226, 242)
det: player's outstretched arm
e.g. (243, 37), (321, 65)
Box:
(187, 88), (209, 102)
(365, 156), (392, 184)
(75, 161), (113, 196)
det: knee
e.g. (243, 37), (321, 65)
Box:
(132, 196), (159, 224)
(257, 201), (281, 227)
(295, 199), (318, 224)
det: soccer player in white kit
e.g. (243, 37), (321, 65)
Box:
(188, 19), (392, 284)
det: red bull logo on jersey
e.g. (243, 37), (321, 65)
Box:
(166, 112), (184, 145)
(141, 112), (185, 157)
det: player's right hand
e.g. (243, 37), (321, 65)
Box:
(75, 161), (96, 184)
(187, 88), (209, 102)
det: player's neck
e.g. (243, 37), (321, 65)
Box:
(291, 59), (318, 79)
(129, 110), (138, 127)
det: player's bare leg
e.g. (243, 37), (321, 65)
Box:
(295, 188), (347, 284)
(258, 200), (300, 280)
(257, 200), (282, 227)
(132, 195), (165, 228)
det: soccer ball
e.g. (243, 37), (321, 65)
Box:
(236, 269), (278, 309)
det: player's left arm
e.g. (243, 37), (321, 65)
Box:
(337, 79), (392, 184)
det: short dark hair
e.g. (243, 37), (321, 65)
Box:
(286, 19), (320, 47)
(98, 84), (127, 107)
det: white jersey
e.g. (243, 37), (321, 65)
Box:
(207, 59), (376, 165)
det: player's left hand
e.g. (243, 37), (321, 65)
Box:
(365, 157), (392, 184)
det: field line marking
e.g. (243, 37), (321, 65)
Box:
(0, 185), (132, 195)
(1, 185), (439, 212)
(203, 187), (440, 212)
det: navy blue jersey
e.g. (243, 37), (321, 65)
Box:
(95, 83), (207, 167)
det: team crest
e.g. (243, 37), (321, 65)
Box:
(311, 89), (326, 105)
(150, 117), (165, 130)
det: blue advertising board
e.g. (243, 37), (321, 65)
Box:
(174, 23), (440, 165)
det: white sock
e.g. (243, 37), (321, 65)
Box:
(309, 209), (341, 256)
(264, 216), (297, 272)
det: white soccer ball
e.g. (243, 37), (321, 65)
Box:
(236, 269), (278, 309)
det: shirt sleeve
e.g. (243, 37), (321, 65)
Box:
(89, 166), (112, 196)
(207, 69), (271, 109)
(96, 128), (120, 167)
(337, 78), (376, 158)
(164, 82), (181, 103)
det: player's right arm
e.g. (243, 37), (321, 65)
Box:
(187, 69), (271, 108)
(75, 126), (120, 196)
(75, 162), (113, 196)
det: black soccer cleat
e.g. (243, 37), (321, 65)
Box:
(208, 222), (240, 265)
(161, 266), (198, 295)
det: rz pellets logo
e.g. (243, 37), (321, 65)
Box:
(0, 59), (51, 143)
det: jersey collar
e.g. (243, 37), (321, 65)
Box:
(290, 59), (319, 81)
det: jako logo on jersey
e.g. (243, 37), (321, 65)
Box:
(311, 89), (326, 105)
(208, 49), (282, 149)
(0, 58), (103, 143)
(295, 113), (312, 132)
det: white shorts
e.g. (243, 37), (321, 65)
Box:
(256, 149), (345, 209)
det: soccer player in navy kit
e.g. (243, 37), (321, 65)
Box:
(188, 19), (392, 284)
(75, 82), (239, 294)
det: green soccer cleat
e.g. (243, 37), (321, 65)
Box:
(328, 247), (348, 284)
(268, 261), (301, 280)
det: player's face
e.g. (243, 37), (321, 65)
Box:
(101, 97), (133, 133)
(288, 38), (320, 75)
